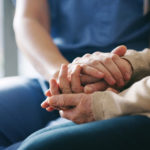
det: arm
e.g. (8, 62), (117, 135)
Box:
(13, 0), (69, 81)
(41, 50), (150, 123)
(92, 76), (150, 120)
(92, 48), (150, 120)
(43, 75), (150, 123)
(123, 48), (150, 87)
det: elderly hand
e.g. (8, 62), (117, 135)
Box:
(41, 65), (95, 124)
(50, 45), (132, 94)
(41, 64), (119, 124)
(71, 45), (132, 93)
(48, 92), (95, 124)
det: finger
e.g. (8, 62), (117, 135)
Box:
(46, 107), (54, 112)
(84, 81), (108, 93)
(45, 89), (51, 97)
(102, 56), (125, 87)
(111, 45), (127, 57)
(71, 65), (83, 93)
(106, 87), (119, 94)
(81, 65), (104, 79)
(80, 75), (100, 85)
(48, 94), (80, 108)
(90, 63), (116, 86)
(41, 99), (50, 108)
(112, 56), (132, 81)
(49, 79), (60, 95)
(59, 109), (76, 121)
(58, 64), (71, 94)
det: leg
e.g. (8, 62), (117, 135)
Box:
(18, 115), (150, 150)
(0, 77), (59, 148)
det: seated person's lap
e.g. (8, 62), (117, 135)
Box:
(18, 115), (150, 150)
(0, 77), (59, 148)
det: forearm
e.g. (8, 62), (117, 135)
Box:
(91, 76), (150, 120)
(123, 48), (150, 87)
(13, 18), (69, 80)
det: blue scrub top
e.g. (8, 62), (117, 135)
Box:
(12, 0), (150, 62)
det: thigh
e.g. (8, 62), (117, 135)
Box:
(0, 77), (59, 147)
(18, 115), (150, 150)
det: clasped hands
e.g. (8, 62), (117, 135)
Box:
(41, 46), (132, 124)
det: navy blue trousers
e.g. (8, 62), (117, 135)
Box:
(0, 77), (59, 150)
(0, 77), (150, 150)
(18, 115), (150, 150)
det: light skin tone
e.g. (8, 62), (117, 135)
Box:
(14, 0), (132, 91)
(13, 0), (104, 84)
(14, 0), (133, 123)
(41, 47), (132, 124)
(69, 45), (132, 93)
(41, 64), (118, 124)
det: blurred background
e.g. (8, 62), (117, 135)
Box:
(0, 0), (38, 78)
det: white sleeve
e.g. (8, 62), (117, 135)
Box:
(91, 76), (150, 120)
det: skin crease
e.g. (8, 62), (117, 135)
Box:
(41, 63), (124, 124)
(14, 0), (132, 123)
(41, 66), (118, 124)
(68, 46), (133, 94)
(41, 65), (95, 124)
(14, 0), (132, 92)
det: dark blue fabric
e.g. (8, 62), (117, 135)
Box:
(18, 115), (150, 150)
(11, 0), (150, 62)
(0, 77), (59, 150)
(48, 0), (150, 62)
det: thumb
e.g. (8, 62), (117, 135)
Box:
(111, 45), (127, 57)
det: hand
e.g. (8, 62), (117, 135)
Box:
(42, 80), (95, 124)
(49, 93), (95, 124)
(72, 45), (132, 89)
(42, 64), (73, 111)
(42, 64), (94, 124)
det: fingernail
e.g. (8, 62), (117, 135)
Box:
(41, 101), (45, 107)
(84, 86), (93, 93)
(109, 78), (116, 85)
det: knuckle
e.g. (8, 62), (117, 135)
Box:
(111, 54), (119, 61)
(71, 66), (80, 77)
(83, 53), (91, 58)
(93, 51), (101, 55)
(103, 57), (112, 64)
(92, 60), (99, 65)
(73, 57), (81, 63)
